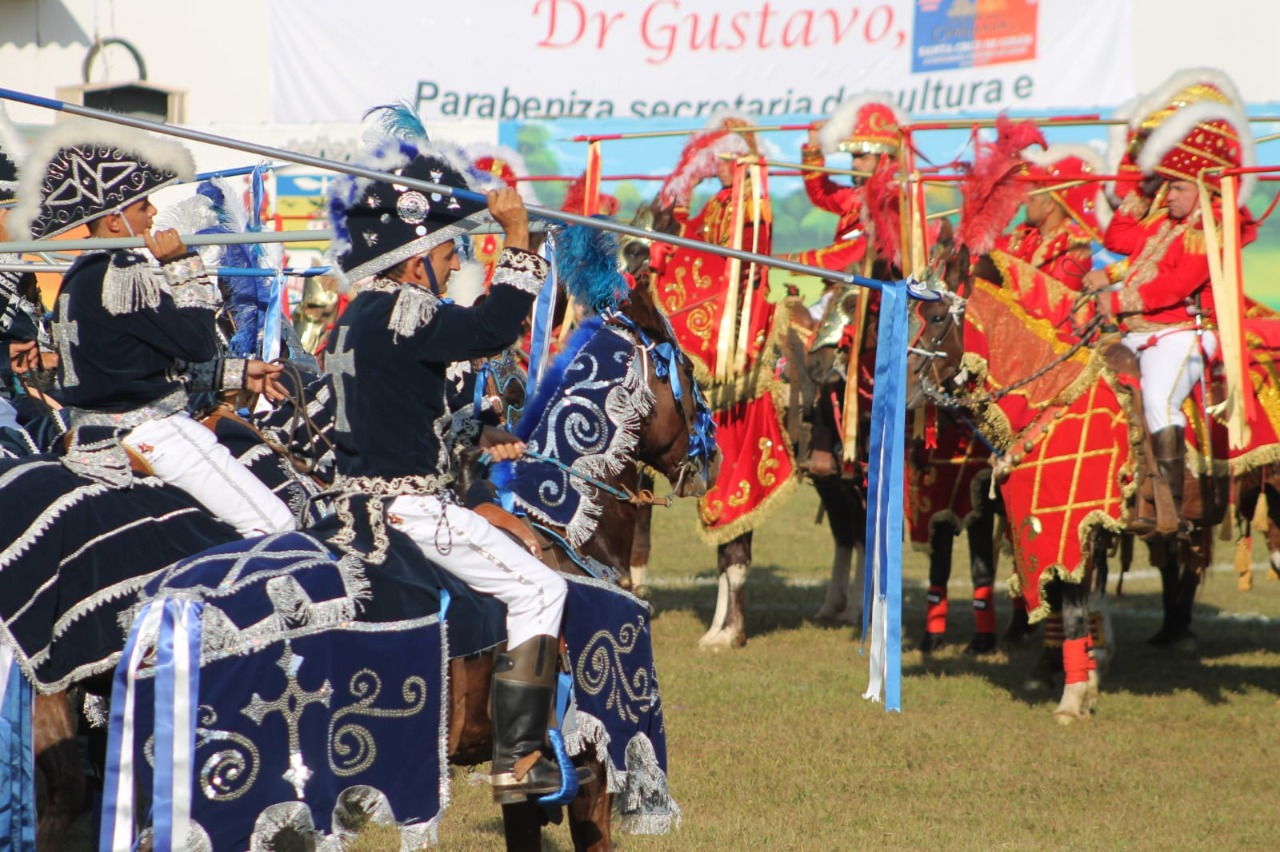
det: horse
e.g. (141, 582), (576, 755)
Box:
(619, 203), (1007, 653)
(905, 271), (1136, 722)
(623, 200), (857, 648)
(16, 275), (711, 851)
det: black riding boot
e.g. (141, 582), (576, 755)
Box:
(489, 635), (590, 804)
(1153, 427), (1187, 534)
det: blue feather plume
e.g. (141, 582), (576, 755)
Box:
(555, 223), (630, 315)
(195, 177), (271, 357)
(364, 101), (429, 144)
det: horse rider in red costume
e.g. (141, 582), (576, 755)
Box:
(1085, 98), (1257, 530)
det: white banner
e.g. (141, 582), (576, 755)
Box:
(267, 0), (1134, 124)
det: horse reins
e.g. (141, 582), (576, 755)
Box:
(519, 448), (673, 508)
(914, 296), (1108, 408)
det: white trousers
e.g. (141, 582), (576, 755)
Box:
(1122, 329), (1217, 433)
(122, 412), (297, 538)
(388, 494), (567, 648)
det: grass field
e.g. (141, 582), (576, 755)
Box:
(424, 483), (1280, 851)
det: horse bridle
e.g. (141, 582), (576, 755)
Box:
(606, 312), (716, 500)
(909, 291), (1109, 409)
(908, 292), (967, 407)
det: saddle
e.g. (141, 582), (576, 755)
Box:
(1103, 342), (1229, 536)
(62, 431), (155, 477)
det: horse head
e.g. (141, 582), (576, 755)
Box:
(617, 200), (682, 280)
(615, 273), (720, 498)
(905, 244), (971, 411)
(492, 223), (718, 570)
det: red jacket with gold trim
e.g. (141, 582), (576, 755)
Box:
(993, 221), (1093, 292)
(795, 144), (868, 272)
(1103, 193), (1255, 331)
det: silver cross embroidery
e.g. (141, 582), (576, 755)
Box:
(327, 326), (356, 434)
(241, 642), (333, 799)
(52, 293), (80, 388)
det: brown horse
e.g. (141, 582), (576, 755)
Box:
(465, 269), (714, 851)
(905, 273), (1134, 721)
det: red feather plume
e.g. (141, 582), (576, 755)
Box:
(561, 173), (619, 216)
(864, 159), (903, 265)
(956, 115), (1048, 255)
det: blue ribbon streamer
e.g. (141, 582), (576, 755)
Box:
(249, 165), (266, 231)
(152, 602), (179, 851)
(100, 602), (156, 852)
(101, 600), (204, 852)
(862, 280), (908, 713)
(526, 237), (559, 402)
(473, 360), (492, 414)
(0, 651), (36, 850)
(261, 269), (285, 363)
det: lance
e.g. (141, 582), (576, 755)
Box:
(0, 229), (334, 254)
(0, 219), (562, 255)
(567, 114), (1280, 144)
(0, 88), (918, 298)
(0, 261), (331, 276)
(725, 154), (875, 180)
(568, 123), (811, 142)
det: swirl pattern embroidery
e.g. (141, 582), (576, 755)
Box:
(575, 619), (653, 725)
(327, 670), (428, 777)
(757, 438), (779, 487)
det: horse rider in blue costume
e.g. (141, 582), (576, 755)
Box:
(8, 121), (296, 536)
(325, 136), (591, 805)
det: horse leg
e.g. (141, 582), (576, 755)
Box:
(34, 690), (87, 852)
(813, 479), (863, 625)
(1147, 537), (1178, 646)
(965, 502), (998, 655)
(1265, 480), (1280, 581)
(629, 472), (655, 601)
(921, 520), (956, 652)
(1052, 573), (1095, 724)
(501, 801), (545, 851)
(1023, 609), (1064, 693)
(699, 533), (751, 649)
(1169, 530), (1209, 646)
(1088, 539), (1114, 674)
(1233, 471), (1260, 591)
(567, 756), (612, 852)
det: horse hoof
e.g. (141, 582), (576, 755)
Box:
(1052, 708), (1087, 726)
(1052, 681), (1091, 724)
(813, 601), (845, 622)
(919, 632), (947, 654)
(964, 633), (998, 656)
(698, 627), (743, 650)
(1149, 627), (1196, 649)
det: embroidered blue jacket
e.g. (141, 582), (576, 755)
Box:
(53, 251), (222, 413)
(331, 247), (546, 483)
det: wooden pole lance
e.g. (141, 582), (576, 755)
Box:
(0, 87), (924, 297)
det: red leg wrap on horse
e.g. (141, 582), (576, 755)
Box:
(926, 586), (948, 634)
(972, 585), (996, 634)
(1085, 634), (1097, 672)
(1063, 638), (1090, 685)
